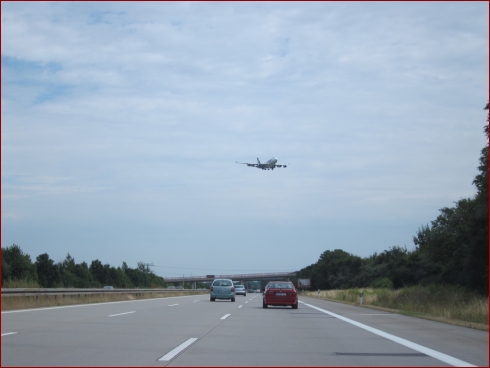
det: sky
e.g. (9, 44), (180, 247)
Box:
(1, 2), (488, 280)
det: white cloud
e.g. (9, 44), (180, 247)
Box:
(1, 2), (488, 272)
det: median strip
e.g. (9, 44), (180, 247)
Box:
(1, 294), (202, 314)
(158, 338), (198, 361)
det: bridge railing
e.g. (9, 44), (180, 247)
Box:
(164, 272), (297, 282)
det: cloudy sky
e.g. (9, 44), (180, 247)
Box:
(2, 2), (488, 279)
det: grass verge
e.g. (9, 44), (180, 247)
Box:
(304, 285), (488, 331)
(1, 291), (208, 311)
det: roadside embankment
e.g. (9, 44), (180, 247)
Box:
(303, 285), (488, 331)
(1, 289), (208, 311)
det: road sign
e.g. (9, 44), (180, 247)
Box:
(298, 279), (311, 289)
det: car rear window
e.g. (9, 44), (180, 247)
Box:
(213, 280), (232, 286)
(268, 283), (293, 289)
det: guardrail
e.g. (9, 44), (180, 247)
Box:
(1, 288), (207, 297)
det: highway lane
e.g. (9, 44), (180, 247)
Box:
(1, 293), (488, 366)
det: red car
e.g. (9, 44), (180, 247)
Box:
(262, 281), (298, 309)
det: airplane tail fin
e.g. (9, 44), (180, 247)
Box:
(257, 158), (261, 165)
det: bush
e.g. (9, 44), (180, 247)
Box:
(3, 278), (41, 288)
(371, 278), (393, 289)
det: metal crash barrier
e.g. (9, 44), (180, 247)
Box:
(1, 288), (206, 297)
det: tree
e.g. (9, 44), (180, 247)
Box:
(90, 259), (107, 286)
(302, 249), (363, 289)
(57, 254), (93, 288)
(35, 253), (60, 288)
(1, 244), (37, 284)
(413, 102), (489, 294)
(483, 102), (488, 138)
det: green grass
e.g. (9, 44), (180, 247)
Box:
(306, 284), (488, 326)
(2, 279), (41, 288)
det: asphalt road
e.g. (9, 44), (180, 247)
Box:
(1, 293), (488, 366)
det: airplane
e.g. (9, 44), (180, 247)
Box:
(235, 157), (287, 170)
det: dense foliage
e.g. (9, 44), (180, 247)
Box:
(299, 103), (488, 295)
(1, 245), (167, 289)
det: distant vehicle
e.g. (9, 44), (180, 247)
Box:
(247, 289), (254, 293)
(263, 281), (298, 309)
(176, 286), (184, 289)
(235, 285), (246, 296)
(210, 279), (235, 302)
(256, 289), (261, 293)
(235, 157), (287, 170)
(167, 285), (175, 289)
(103, 286), (113, 289)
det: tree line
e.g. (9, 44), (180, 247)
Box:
(1, 247), (167, 289)
(298, 103), (488, 295)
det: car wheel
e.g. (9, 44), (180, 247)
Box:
(292, 303), (298, 309)
(231, 298), (235, 302)
(244, 294), (246, 297)
(263, 301), (268, 309)
(210, 297), (215, 302)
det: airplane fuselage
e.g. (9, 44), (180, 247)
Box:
(257, 157), (278, 169)
(236, 157), (287, 170)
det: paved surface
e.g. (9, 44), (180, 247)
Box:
(1, 294), (488, 366)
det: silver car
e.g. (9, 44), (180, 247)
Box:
(210, 279), (236, 302)
(235, 285), (246, 296)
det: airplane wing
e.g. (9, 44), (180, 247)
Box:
(236, 161), (259, 167)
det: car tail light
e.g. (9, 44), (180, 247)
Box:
(210, 286), (213, 292)
(231, 286), (235, 292)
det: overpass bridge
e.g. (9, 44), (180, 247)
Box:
(164, 271), (298, 289)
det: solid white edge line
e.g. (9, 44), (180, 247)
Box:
(108, 311), (135, 317)
(1, 294), (200, 314)
(1, 332), (18, 336)
(299, 301), (475, 367)
(158, 338), (198, 361)
(220, 314), (231, 320)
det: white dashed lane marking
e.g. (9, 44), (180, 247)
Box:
(158, 338), (198, 362)
(108, 311), (135, 317)
(220, 314), (231, 320)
